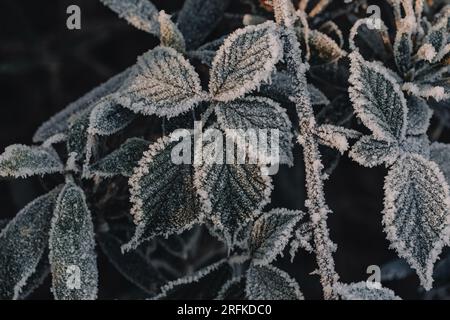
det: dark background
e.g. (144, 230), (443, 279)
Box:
(0, 0), (447, 299)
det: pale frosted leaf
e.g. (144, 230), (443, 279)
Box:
(0, 145), (63, 178)
(209, 21), (282, 102)
(402, 82), (449, 102)
(334, 282), (401, 300)
(349, 51), (408, 141)
(215, 96), (294, 165)
(18, 257), (50, 300)
(316, 124), (361, 154)
(194, 132), (272, 242)
(380, 258), (413, 281)
(430, 142), (450, 183)
(98, 230), (163, 295)
(177, 0), (230, 49)
(100, 0), (159, 34)
(88, 98), (136, 136)
(155, 259), (232, 299)
(406, 96), (432, 135)
(250, 208), (304, 266)
(349, 136), (399, 167)
(49, 182), (98, 300)
(158, 11), (186, 53)
(0, 187), (60, 299)
(383, 154), (450, 290)
(67, 110), (91, 160)
(246, 264), (303, 300)
(33, 68), (132, 142)
(399, 135), (430, 158)
(308, 30), (346, 64)
(89, 138), (149, 178)
(124, 137), (200, 251)
(118, 47), (204, 118)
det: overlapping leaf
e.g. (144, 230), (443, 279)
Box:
(158, 11), (186, 52)
(49, 182), (98, 300)
(88, 98), (136, 136)
(334, 282), (401, 300)
(383, 154), (450, 290)
(349, 136), (400, 167)
(0, 187), (60, 299)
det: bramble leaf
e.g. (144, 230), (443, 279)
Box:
(334, 282), (401, 300)
(246, 264), (303, 300)
(158, 11), (186, 53)
(406, 96), (432, 135)
(349, 51), (407, 141)
(383, 154), (450, 290)
(0, 145), (63, 178)
(118, 47), (205, 118)
(349, 136), (399, 167)
(0, 187), (60, 299)
(49, 182), (98, 300)
(88, 98), (136, 136)
(89, 138), (149, 178)
(250, 208), (304, 266)
(430, 142), (450, 183)
(209, 22), (282, 102)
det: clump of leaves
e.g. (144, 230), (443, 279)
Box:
(1, 0), (450, 300)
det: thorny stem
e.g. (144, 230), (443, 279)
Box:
(273, 0), (339, 299)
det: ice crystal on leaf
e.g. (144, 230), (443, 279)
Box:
(430, 143), (450, 183)
(334, 282), (401, 300)
(158, 11), (186, 53)
(208, 21), (283, 102)
(88, 98), (136, 136)
(118, 46), (205, 119)
(0, 187), (60, 299)
(406, 96), (433, 135)
(383, 154), (450, 290)
(0, 144), (63, 178)
(246, 264), (303, 300)
(49, 182), (98, 300)
(349, 136), (400, 168)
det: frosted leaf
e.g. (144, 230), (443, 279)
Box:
(349, 51), (408, 141)
(177, 0), (230, 49)
(89, 138), (149, 178)
(402, 82), (449, 102)
(289, 222), (314, 260)
(349, 18), (390, 59)
(117, 47), (204, 119)
(33, 68), (132, 142)
(430, 142), (450, 183)
(98, 230), (163, 295)
(100, 0), (159, 34)
(308, 84), (330, 106)
(194, 134), (273, 242)
(154, 259), (233, 299)
(308, 30), (346, 64)
(406, 96), (432, 135)
(383, 154), (450, 290)
(88, 98), (136, 136)
(0, 144), (63, 178)
(215, 96), (294, 165)
(399, 135), (430, 158)
(49, 182), (98, 300)
(316, 124), (361, 154)
(18, 256), (50, 300)
(250, 208), (304, 266)
(0, 187), (60, 299)
(67, 110), (91, 160)
(417, 43), (437, 62)
(158, 11), (186, 53)
(334, 282), (401, 300)
(246, 264), (303, 300)
(188, 50), (216, 67)
(349, 136), (399, 168)
(393, 29), (412, 76)
(216, 277), (245, 300)
(124, 137), (200, 251)
(272, 0), (297, 27)
(425, 20), (447, 53)
(380, 258), (413, 281)
(209, 21), (283, 102)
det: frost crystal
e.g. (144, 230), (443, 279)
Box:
(334, 282), (401, 300)
(209, 22), (283, 102)
(246, 264), (303, 300)
(118, 47), (205, 118)
(89, 138), (149, 177)
(49, 182), (98, 300)
(383, 154), (450, 290)
(0, 144), (63, 178)
(0, 187), (60, 299)
(250, 208), (303, 266)
(158, 11), (186, 53)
